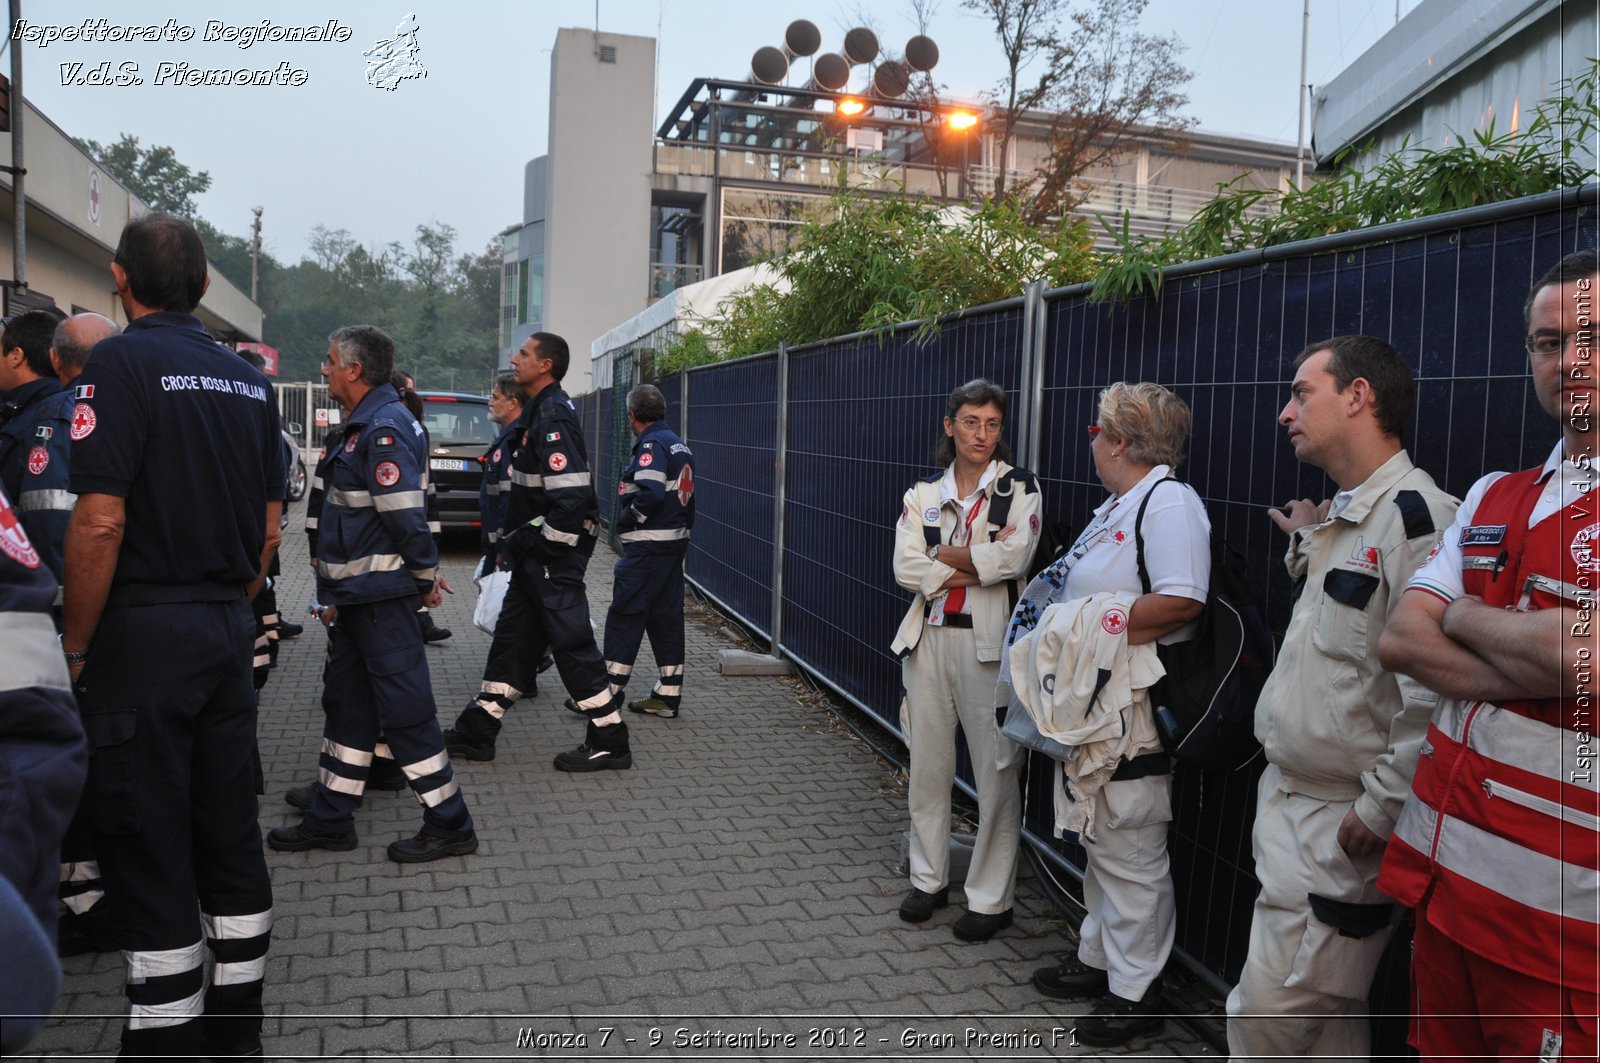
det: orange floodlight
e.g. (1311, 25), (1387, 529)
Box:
(837, 97), (866, 117)
(947, 110), (979, 131)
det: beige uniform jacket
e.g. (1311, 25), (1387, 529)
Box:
(1255, 450), (1459, 838)
(891, 460), (1042, 663)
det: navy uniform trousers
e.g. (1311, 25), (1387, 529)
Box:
(78, 591), (272, 1059)
(455, 547), (614, 743)
(305, 596), (470, 834)
(602, 550), (687, 710)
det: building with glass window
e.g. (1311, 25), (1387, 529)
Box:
(501, 26), (1303, 395)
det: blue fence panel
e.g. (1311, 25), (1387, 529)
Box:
(779, 303), (1028, 733)
(1031, 198), (1596, 984)
(682, 355), (781, 637)
(660, 374), (683, 435)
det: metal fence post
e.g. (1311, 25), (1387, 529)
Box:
(770, 342), (790, 654)
(1023, 279), (1048, 473)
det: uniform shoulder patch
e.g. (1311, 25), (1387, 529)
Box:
(638, 450), (653, 467)
(0, 492), (40, 568)
(1393, 489), (1435, 540)
(375, 434), (397, 447)
(69, 403), (96, 441)
(549, 451), (568, 472)
(374, 461), (401, 487)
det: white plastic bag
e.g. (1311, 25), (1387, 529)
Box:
(473, 568), (510, 635)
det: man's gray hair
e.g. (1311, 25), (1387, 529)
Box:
(494, 370), (528, 406)
(328, 325), (395, 387)
(627, 384), (666, 424)
(51, 313), (120, 378)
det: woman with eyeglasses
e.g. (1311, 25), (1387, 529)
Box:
(890, 378), (1042, 942)
(1009, 381), (1211, 1047)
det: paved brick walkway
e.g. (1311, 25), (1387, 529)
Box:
(31, 527), (1216, 1059)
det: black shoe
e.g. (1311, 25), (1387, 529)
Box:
(538, 653), (555, 673)
(266, 822), (357, 852)
(423, 625), (453, 644)
(285, 783), (316, 811)
(367, 759), (408, 790)
(387, 828), (478, 863)
(952, 907), (1013, 941)
(898, 886), (949, 923)
(628, 695), (679, 718)
(57, 903), (118, 957)
(562, 696), (587, 717)
(277, 620), (304, 640)
(1032, 955), (1109, 999)
(553, 741), (632, 772)
(1074, 984), (1165, 1047)
(443, 727), (495, 762)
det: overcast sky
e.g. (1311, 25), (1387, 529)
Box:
(17, 0), (1422, 264)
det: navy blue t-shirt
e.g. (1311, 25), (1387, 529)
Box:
(68, 312), (283, 588)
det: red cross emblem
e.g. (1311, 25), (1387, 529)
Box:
(1101, 607), (1128, 636)
(0, 492), (40, 568)
(26, 445), (49, 476)
(69, 403), (96, 441)
(676, 464), (694, 506)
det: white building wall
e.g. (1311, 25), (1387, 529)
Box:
(544, 28), (656, 395)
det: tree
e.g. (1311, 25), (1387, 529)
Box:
(74, 133), (212, 216)
(961, 0), (1066, 201)
(963, 0), (1194, 213)
(1020, 0), (1195, 222)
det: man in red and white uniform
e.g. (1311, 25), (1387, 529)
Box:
(1378, 249), (1599, 1060)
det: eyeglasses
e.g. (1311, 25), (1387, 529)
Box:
(955, 416), (1002, 433)
(1525, 331), (1589, 356)
(1086, 424), (1103, 437)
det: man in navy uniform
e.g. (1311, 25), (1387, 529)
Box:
(479, 369), (526, 575)
(445, 331), (631, 770)
(0, 309), (75, 581)
(61, 212), (281, 1059)
(268, 324), (477, 862)
(45, 313), (122, 956)
(0, 482), (86, 1053)
(601, 384), (695, 718)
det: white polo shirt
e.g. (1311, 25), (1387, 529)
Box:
(1060, 465), (1211, 645)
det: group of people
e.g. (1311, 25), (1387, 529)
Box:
(0, 208), (1588, 1058)
(892, 251), (1596, 1058)
(0, 212), (698, 1057)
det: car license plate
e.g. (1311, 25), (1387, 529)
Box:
(430, 458), (468, 472)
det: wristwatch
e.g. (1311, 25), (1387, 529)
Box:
(927, 544), (941, 561)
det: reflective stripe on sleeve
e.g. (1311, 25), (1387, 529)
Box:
(373, 490), (426, 512)
(17, 488), (76, 513)
(545, 472), (592, 489)
(1, 613), (71, 694)
(326, 488), (373, 508)
(510, 469), (544, 488)
(633, 469), (667, 485)
(542, 524), (581, 546)
(317, 554), (406, 579)
(619, 527), (691, 542)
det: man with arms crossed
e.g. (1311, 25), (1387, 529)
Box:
(1377, 250), (1599, 1060)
